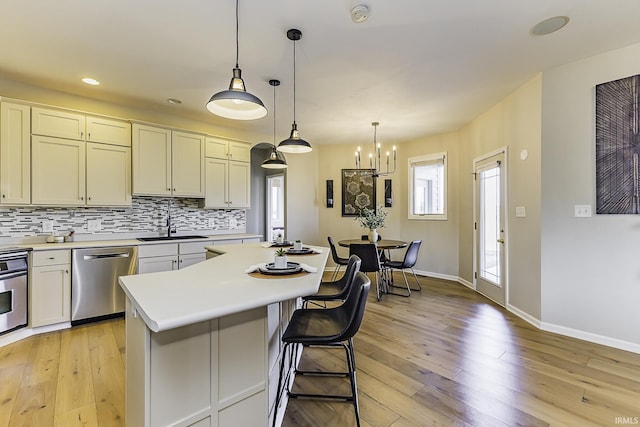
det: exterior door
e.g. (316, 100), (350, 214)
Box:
(266, 174), (285, 242)
(474, 150), (506, 306)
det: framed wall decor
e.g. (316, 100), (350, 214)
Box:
(596, 73), (640, 214)
(341, 169), (376, 216)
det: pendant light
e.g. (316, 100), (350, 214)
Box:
(206, 0), (267, 120)
(262, 79), (288, 169)
(277, 29), (312, 153)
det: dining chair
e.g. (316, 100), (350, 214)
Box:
(273, 271), (371, 427)
(382, 240), (422, 296)
(328, 236), (350, 280)
(349, 242), (383, 301)
(302, 255), (361, 308)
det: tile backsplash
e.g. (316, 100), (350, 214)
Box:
(0, 197), (245, 238)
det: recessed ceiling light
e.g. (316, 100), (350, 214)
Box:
(81, 77), (100, 86)
(167, 98), (182, 105)
(531, 16), (569, 36)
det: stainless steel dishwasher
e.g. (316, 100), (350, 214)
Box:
(71, 246), (137, 324)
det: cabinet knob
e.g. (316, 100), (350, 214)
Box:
(173, 188), (176, 192)
(1, 194), (4, 198)
(167, 188), (171, 191)
(81, 132), (84, 139)
(80, 196), (84, 201)
(88, 196), (91, 201)
(65, 269), (69, 274)
(88, 132), (91, 140)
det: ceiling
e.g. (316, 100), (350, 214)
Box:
(2, 1), (640, 147)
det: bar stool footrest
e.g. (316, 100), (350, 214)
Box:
(295, 369), (349, 377)
(288, 391), (354, 402)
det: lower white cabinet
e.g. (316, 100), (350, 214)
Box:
(137, 241), (211, 274)
(30, 250), (71, 327)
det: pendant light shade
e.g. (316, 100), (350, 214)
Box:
(262, 79), (288, 169)
(277, 29), (312, 154)
(206, 0), (266, 120)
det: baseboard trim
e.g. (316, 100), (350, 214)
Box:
(539, 320), (640, 354)
(0, 322), (70, 348)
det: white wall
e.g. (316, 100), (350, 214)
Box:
(541, 44), (640, 349)
(458, 75), (543, 318)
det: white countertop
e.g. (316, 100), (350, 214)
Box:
(118, 243), (329, 333)
(11, 233), (262, 251)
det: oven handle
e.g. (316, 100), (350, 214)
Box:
(83, 252), (130, 260)
(0, 270), (27, 281)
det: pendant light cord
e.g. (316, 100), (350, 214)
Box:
(273, 83), (277, 147)
(235, 0), (239, 68)
(292, 38), (296, 125)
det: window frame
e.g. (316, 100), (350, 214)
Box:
(408, 152), (447, 221)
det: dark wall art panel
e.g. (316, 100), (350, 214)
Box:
(596, 74), (640, 214)
(341, 169), (376, 217)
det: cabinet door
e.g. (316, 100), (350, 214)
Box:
(31, 136), (86, 205)
(30, 264), (71, 327)
(228, 140), (250, 163)
(32, 107), (85, 140)
(204, 157), (228, 208)
(86, 116), (131, 147)
(0, 102), (31, 205)
(205, 136), (228, 160)
(137, 255), (178, 274)
(228, 160), (250, 208)
(172, 130), (205, 197)
(86, 142), (131, 206)
(178, 253), (206, 269)
(132, 124), (172, 196)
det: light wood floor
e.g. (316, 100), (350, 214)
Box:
(1, 274), (639, 426)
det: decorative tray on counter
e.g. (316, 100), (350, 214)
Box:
(258, 262), (302, 275)
(270, 241), (294, 247)
(286, 247), (315, 255)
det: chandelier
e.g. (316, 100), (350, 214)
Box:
(355, 122), (396, 177)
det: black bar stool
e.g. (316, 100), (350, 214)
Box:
(273, 271), (371, 427)
(302, 255), (361, 308)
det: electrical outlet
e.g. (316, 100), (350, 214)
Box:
(574, 205), (592, 218)
(208, 218), (215, 228)
(229, 218), (237, 228)
(87, 219), (102, 231)
(42, 220), (54, 233)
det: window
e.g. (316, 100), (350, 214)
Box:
(408, 152), (447, 220)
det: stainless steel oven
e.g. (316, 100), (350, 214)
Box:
(0, 249), (29, 335)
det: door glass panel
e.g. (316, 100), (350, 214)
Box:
(0, 290), (12, 315)
(479, 165), (501, 286)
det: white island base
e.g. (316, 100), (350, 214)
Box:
(126, 301), (269, 427)
(120, 243), (328, 426)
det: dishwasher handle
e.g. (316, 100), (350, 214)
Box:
(83, 252), (131, 260)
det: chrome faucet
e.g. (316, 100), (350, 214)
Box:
(166, 199), (176, 237)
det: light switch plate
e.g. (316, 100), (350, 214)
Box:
(515, 206), (526, 218)
(87, 219), (102, 231)
(574, 205), (592, 217)
(42, 220), (54, 233)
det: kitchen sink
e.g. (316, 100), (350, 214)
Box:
(136, 235), (209, 242)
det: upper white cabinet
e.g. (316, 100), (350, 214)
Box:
(132, 124), (204, 197)
(0, 101), (31, 205)
(30, 106), (132, 206)
(32, 107), (85, 140)
(86, 116), (131, 146)
(203, 136), (250, 209)
(86, 142), (132, 206)
(31, 135), (86, 206)
(206, 136), (250, 162)
(172, 130), (205, 197)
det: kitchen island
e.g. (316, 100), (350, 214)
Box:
(119, 242), (328, 427)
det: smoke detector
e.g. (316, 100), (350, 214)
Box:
(351, 5), (369, 23)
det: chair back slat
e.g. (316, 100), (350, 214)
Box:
(348, 243), (380, 273)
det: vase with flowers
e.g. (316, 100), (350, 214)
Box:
(357, 206), (388, 242)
